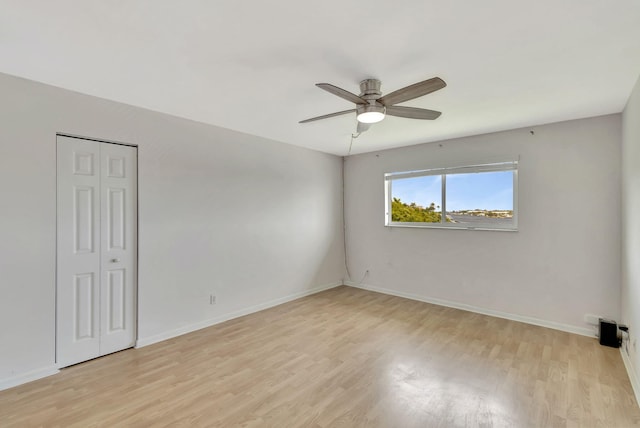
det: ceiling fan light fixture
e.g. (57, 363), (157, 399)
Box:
(356, 105), (385, 124)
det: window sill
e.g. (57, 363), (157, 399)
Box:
(385, 223), (518, 232)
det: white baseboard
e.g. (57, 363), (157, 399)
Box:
(136, 281), (343, 348)
(0, 365), (59, 392)
(621, 348), (640, 407)
(345, 281), (595, 338)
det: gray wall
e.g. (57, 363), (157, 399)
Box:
(0, 67), (633, 392)
(622, 74), (640, 388)
(344, 115), (621, 333)
(0, 73), (345, 387)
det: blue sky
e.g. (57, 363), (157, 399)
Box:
(392, 171), (513, 211)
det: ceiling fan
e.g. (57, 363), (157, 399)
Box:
(299, 77), (446, 133)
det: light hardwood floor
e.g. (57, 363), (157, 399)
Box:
(1, 286), (639, 427)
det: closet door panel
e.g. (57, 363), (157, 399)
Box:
(99, 143), (137, 356)
(56, 137), (101, 367)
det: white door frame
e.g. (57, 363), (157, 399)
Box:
(55, 133), (139, 367)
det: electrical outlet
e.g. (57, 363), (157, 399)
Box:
(209, 294), (216, 305)
(620, 329), (631, 356)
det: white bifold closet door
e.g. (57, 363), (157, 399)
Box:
(56, 135), (137, 368)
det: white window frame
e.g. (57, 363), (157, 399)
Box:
(384, 161), (518, 231)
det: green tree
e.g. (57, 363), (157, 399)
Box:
(391, 198), (441, 223)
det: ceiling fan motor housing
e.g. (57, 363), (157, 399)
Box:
(359, 79), (382, 99)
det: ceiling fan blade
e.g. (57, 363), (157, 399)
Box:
(299, 109), (356, 123)
(378, 77), (446, 106)
(357, 121), (371, 134)
(316, 83), (368, 105)
(385, 106), (442, 120)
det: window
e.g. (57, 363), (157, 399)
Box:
(385, 161), (518, 230)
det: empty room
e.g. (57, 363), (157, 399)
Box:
(2, 1), (640, 426)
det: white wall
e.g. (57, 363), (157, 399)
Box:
(0, 72), (345, 388)
(622, 74), (640, 390)
(344, 115), (621, 334)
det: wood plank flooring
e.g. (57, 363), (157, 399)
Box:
(1, 286), (639, 427)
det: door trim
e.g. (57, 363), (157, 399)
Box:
(55, 133), (139, 367)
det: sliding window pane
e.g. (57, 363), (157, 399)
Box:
(445, 171), (514, 227)
(391, 175), (442, 223)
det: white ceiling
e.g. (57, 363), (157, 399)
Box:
(1, 1), (639, 156)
